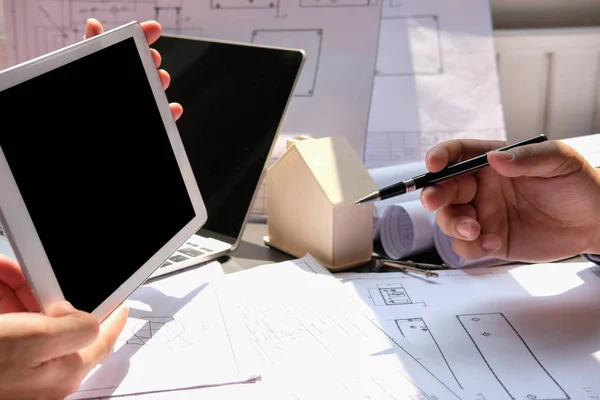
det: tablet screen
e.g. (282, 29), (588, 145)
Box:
(0, 37), (195, 313)
(152, 36), (303, 243)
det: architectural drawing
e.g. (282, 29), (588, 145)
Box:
(210, 0), (286, 18)
(154, 4), (202, 36)
(251, 28), (322, 97)
(211, 0), (278, 9)
(5, 0), (382, 178)
(457, 313), (569, 400)
(367, 282), (425, 306)
(6, 0), (203, 62)
(395, 318), (462, 390)
(299, 0), (379, 7)
(124, 316), (191, 348)
(364, 128), (505, 167)
(375, 15), (443, 76)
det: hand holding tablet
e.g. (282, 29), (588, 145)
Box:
(0, 18), (201, 399)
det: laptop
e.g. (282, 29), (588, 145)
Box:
(0, 34), (303, 279)
(147, 34), (303, 277)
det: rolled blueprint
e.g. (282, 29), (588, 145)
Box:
(432, 220), (510, 269)
(368, 161), (428, 239)
(379, 200), (436, 260)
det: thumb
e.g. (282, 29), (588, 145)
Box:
(487, 140), (586, 178)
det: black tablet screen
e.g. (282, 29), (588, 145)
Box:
(0, 37), (195, 313)
(151, 36), (303, 242)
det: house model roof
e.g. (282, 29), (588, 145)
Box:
(274, 135), (377, 204)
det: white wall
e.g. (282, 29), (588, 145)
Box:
(495, 27), (600, 142)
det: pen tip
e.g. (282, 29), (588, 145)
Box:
(354, 191), (380, 205)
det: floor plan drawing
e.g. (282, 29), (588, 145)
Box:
(395, 318), (462, 391)
(457, 313), (569, 400)
(338, 263), (600, 400)
(251, 28), (322, 97)
(366, 281), (425, 307)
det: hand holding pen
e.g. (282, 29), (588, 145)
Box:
(355, 135), (548, 204)
(356, 135), (600, 263)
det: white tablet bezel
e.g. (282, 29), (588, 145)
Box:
(0, 21), (207, 320)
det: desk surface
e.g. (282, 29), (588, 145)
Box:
(218, 220), (292, 274)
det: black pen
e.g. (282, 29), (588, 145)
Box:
(354, 134), (548, 205)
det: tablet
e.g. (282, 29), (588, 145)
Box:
(0, 22), (207, 320)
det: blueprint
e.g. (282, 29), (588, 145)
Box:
(338, 262), (600, 400)
(2, 0), (506, 215)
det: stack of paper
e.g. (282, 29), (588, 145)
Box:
(71, 256), (467, 399)
(70, 252), (600, 399)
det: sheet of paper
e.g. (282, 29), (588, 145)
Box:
(337, 262), (600, 399)
(379, 200), (436, 260)
(68, 261), (258, 400)
(210, 254), (465, 399)
(364, 0), (506, 168)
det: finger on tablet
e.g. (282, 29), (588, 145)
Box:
(170, 103), (183, 121)
(158, 69), (170, 90)
(83, 18), (103, 40)
(150, 48), (161, 68)
(139, 21), (162, 45)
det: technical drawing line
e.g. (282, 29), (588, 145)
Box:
(344, 300), (462, 399)
(457, 313), (569, 400)
(299, 0), (379, 7)
(251, 28), (323, 97)
(214, 286), (242, 374)
(297, 318), (340, 362)
(336, 308), (369, 338)
(395, 318), (463, 390)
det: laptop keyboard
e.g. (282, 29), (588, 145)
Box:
(160, 238), (216, 268)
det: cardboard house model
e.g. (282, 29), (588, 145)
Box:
(264, 135), (378, 271)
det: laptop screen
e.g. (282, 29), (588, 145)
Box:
(151, 35), (303, 245)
